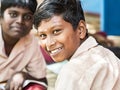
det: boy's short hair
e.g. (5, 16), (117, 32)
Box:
(1, 0), (37, 16)
(34, 0), (85, 30)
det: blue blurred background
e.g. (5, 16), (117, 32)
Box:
(81, 0), (120, 36)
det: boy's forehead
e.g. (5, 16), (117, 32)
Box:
(40, 16), (63, 27)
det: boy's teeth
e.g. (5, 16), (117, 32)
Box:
(51, 48), (61, 54)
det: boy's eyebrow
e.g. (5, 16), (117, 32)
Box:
(8, 7), (33, 12)
(39, 22), (62, 30)
(8, 9), (33, 14)
(51, 22), (63, 28)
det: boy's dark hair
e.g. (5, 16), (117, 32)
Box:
(1, 0), (37, 17)
(34, 0), (85, 30)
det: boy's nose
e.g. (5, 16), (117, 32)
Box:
(16, 16), (24, 24)
(46, 36), (56, 48)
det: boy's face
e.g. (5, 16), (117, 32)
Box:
(38, 15), (86, 62)
(1, 6), (33, 39)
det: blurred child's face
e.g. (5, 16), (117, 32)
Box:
(38, 15), (86, 62)
(1, 6), (33, 39)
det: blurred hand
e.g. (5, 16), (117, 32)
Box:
(5, 72), (26, 90)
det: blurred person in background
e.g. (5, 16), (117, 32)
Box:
(92, 31), (114, 47)
(0, 0), (47, 90)
(91, 31), (120, 59)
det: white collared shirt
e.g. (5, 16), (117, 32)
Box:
(0, 27), (47, 84)
(55, 36), (120, 90)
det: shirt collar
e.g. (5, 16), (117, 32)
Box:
(70, 36), (98, 60)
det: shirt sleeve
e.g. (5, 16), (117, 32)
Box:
(24, 36), (47, 79)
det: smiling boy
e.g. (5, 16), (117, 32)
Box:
(34, 0), (120, 90)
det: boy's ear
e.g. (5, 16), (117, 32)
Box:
(77, 20), (87, 39)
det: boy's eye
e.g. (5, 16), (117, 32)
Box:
(9, 12), (33, 21)
(9, 12), (17, 18)
(23, 14), (33, 21)
(53, 29), (61, 34)
(39, 34), (46, 40)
